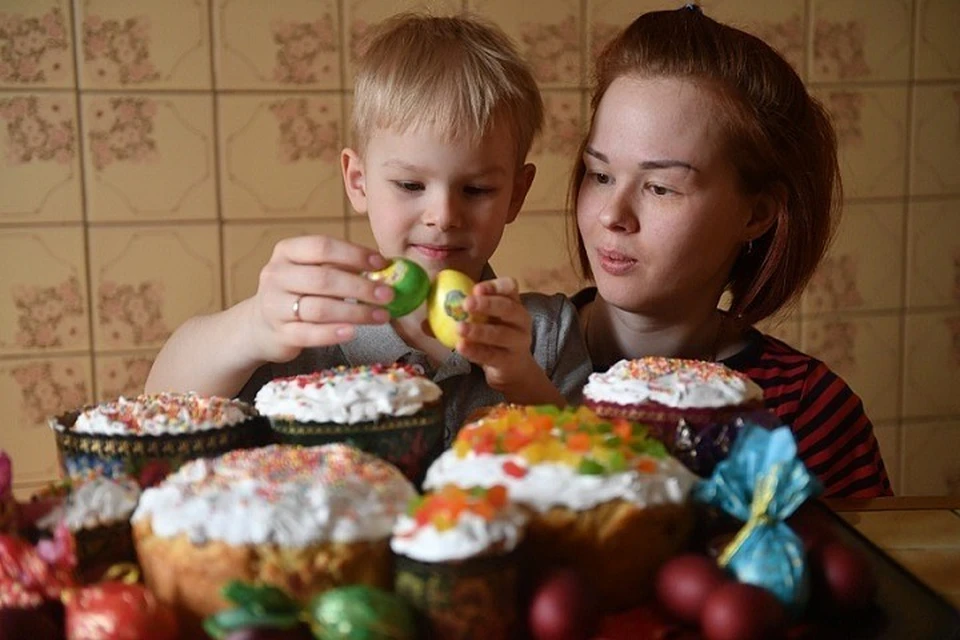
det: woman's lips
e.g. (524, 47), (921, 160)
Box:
(597, 248), (637, 276)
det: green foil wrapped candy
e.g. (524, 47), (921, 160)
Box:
(307, 585), (417, 640)
(365, 258), (430, 318)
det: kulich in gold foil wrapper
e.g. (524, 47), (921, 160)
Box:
(394, 548), (522, 640)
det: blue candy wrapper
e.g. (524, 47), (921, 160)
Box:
(692, 424), (822, 614)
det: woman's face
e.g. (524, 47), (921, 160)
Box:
(577, 75), (764, 319)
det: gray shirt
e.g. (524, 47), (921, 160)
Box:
(238, 291), (591, 445)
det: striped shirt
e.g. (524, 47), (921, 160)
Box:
(721, 329), (893, 499)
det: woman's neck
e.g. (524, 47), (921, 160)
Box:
(582, 297), (735, 370)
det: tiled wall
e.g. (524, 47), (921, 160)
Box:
(0, 0), (958, 496)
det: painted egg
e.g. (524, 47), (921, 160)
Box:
(365, 258), (430, 318)
(427, 270), (482, 349)
(700, 582), (786, 640)
(655, 554), (728, 624)
(65, 581), (178, 640)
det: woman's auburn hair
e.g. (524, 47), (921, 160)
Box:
(569, 7), (841, 327)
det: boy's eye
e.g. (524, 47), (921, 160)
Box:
(463, 185), (494, 196)
(394, 181), (424, 192)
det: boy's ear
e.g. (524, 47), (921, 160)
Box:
(506, 163), (537, 224)
(745, 181), (784, 242)
(341, 148), (368, 214)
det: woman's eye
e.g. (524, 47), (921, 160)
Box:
(649, 184), (671, 196)
(395, 181), (424, 192)
(588, 172), (611, 185)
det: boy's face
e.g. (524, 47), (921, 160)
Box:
(341, 119), (535, 282)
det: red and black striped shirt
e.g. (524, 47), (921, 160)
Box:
(721, 329), (892, 498)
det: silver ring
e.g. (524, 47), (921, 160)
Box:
(292, 294), (304, 322)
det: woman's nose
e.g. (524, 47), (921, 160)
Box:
(598, 189), (638, 233)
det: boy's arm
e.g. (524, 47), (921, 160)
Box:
(144, 298), (264, 398)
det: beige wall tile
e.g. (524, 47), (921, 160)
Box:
(526, 90), (583, 212)
(810, 0), (912, 83)
(0, 227), (89, 356)
(469, 0), (581, 88)
(342, 0), (462, 86)
(81, 93), (217, 222)
(903, 311), (960, 417)
(916, 0), (960, 80)
(911, 84), (960, 196)
(803, 202), (905, 315)
(219, 94), (344, 220)
(223, 221), (347, 305)
(0, 92), (82, 222)
(213, 0), (340, 90)
(78, 0), (212, 89)
(0, 1), (75, 88)
(491, 213), (584, 295)
(802, 314), (902, 422)
(93, 350), (155, 401)
(906, 199), (960, 308)
(88, 224), (222, 351)
(874, 420), (901, 494)
(0, 355), (93, 484)
(705, 0), (806, 75)
(901, 418), (960, 495)
(817, 87), (909, 198)
(347, 216), (376, 250)
(755, 317), (801, 347)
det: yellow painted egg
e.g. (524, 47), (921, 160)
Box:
(427, 270), (482, 349)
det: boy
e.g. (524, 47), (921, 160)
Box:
(145, 14), (591, 439)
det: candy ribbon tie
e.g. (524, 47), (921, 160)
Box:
(718, 464), (780, 568)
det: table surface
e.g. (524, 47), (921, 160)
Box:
(825, 496), (960, 610)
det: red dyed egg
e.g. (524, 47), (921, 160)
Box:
(528, 569), (597, 640)
(811, 540), (877, 612)
(700, 582), (786, 640)
(65, 582), (177, 640)
(787, 504), (836, 553)
(655, 554), (728, 624)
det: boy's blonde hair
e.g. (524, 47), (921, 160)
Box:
(352, 13), (543, 167)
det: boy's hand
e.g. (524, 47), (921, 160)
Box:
(456, 277), (540, 391)
(247, 235), (395, 363)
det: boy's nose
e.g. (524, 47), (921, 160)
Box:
(598, 189), (638, 233)
(421, 193), (462, 229)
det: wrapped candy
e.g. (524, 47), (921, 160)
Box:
(204, 581), (307, 639)
(307, 585), (417, 640)
(692, 424), (821, 614)
(671, 409), (782, 476)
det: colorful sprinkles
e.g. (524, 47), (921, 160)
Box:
(62, 392), (254, 436)
(614, 357), (753, 385)
(453, 405), (668, 476)
(275, 363), (427, 389)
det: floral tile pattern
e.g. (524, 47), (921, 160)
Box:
(802, 202), (905, 314)
(914, 0), (960, 80)
(491, 214), (584, 296)
(223, 221), (347, 305)
(219, 94), (344, 219)
(902, 419), (960, 495)
(0, 228), (89, 356)
(468, 0), (582, 88)
(88, 225), (221, 351)
(803, 314), (901, 422)
(817, 87), (909, 198)
(214, 0), (340, 90)
(903, 311), (960, 418)
(906, 199), (960, 308)
(94, 351), (155, 401)
(77, 0), (211, 89)
(811, 0), (911, 82)
(0, 1), (74, 88)
(525, 90), (583, 212)
(911, 84), (960, 196)
(81, 93), (217, 221)
(0, 91), (82, 222)
(0, 355), (92, 485)
(703, 0), (806, 74)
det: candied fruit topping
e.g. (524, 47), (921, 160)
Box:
(453, 405), (668, 476)
(406, 484), (511, 532)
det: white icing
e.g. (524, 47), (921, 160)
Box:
(583, 358), (763, 409)
(55, 392), (253, 436)
(38, 476), (140, 531)
(132, 444), (417, 547)
(254, 366), (442, 424)
(423, 450), (696, 513)
(391, 504), (527, 563)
